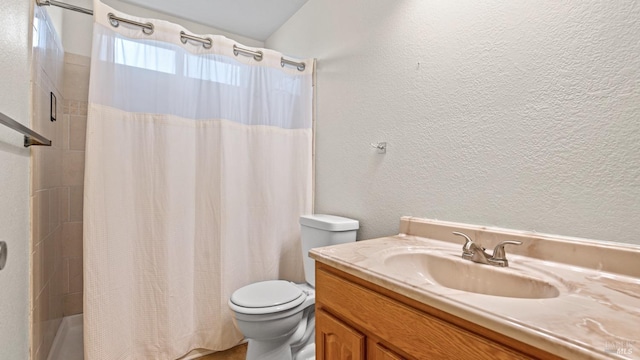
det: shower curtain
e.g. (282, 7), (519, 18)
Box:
(84, 2), (313, 359)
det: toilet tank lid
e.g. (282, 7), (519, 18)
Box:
(300, 214), (359, 231)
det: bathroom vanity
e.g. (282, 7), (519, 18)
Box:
(311, 217), (640, 360)
(315, 263), (553, 359)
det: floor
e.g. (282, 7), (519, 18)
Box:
(49, 314), (247, 360)
(197, 344), (247, 360)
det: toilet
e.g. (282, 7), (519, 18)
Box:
(228, 214), (359, 360)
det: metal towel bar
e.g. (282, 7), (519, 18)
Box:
(0, 111), (52, 147)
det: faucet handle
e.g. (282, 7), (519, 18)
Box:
(452, 232), (476, 254)
(489, 240), (523, 267)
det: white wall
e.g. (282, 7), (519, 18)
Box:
(0, 0), (33, 358)
(56, 0), (264, 57)
(267, 1), (640, 244)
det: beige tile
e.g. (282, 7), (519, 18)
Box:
(54, 48), (65, 95)
(32, 241), (45, 305)
(54, 96), (65, 148)
(62, 222), (83, 258)
(68, 257), (83, 294)
(63, 292), (83, 316)
(64, 100), (72, 116)
(50, 268), (64, 322)
(31, 147), (46, 193)
(37, 284), (50, 341)
(62, 257), (70, 295)
(69, 115), (87, 150)
(49, 187), (59, 232)
(31, 305), (42, 358)
(31, 76), (43, 128)
(69, 101), (78, 116)
(34, 190), (50, 242)
(79, 101), (88, 116)
(34, 346), (43, 360)
(63, 62), (90, 102)
(69, 186), (83, 222)
(41, 189), (51, 239)
(54, 226), (63, 272)
(65, 52), (91, 67)
(59, 187), (69, 223)
(43, 233), (57, 284)
(53, 237), (62, 283)
(31, 146), (52, 191)
(47, 146), (63, 189)
(32, 333), (41, 360)
(42, 147), (55, 190)
(31, 194), (40, 246)
(62, 151), (85, 186)
(61, 114), (69, 150)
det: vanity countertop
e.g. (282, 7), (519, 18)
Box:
(310, 217), (640, 360)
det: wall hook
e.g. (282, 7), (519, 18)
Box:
(371, 142), (387, 154)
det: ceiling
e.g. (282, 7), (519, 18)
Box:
(121, 0), (310, 41)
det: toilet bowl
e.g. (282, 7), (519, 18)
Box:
(228, 215), (359, 360)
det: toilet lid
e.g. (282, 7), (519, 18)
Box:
(230, 280), (304, 310)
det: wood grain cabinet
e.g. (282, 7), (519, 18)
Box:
(317, 309), (365, 360)
(314, 262), (560, 360)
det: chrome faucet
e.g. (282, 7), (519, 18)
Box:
(452, 232), (522, 267)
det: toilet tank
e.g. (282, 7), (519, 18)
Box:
(300, 214), (359, 287)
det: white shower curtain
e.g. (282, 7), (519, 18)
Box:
(83, 2), (313, 359)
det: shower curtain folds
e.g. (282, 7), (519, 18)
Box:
(84, 1), (313, 359)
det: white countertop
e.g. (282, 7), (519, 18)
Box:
(310, 218), (640, 360)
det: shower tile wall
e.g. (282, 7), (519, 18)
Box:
(31, 7), (65, 360)
(61, 52), (89, 316)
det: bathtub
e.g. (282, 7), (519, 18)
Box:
(48, 314), (84, 360)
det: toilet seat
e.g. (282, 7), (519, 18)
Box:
(230, 280), (307, 315)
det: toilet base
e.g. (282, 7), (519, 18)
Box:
(294, 343), (315, 360)
(244, 305), (315, 360)
(246, 338), (294, 360)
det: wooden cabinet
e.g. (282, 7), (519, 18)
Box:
(317, 309), (365, 360)
(315, 262), (560, 360)
(368, 340), (404, 360)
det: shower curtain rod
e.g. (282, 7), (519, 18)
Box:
(35, 0), (307, 71)
(36, 0), (93, 15)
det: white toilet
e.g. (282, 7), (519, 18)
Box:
(228, 214), (359, 360)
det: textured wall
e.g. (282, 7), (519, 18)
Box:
(60, 52), (91, 317)
(31, 6), (66, 360)
(267, 1), (640, 244)
(0, 0), (32, 358)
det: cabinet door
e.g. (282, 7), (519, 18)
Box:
(316, 309), (365, 360)
(369, 340), (405, 360)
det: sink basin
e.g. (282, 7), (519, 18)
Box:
(382, 250), (560, 299)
